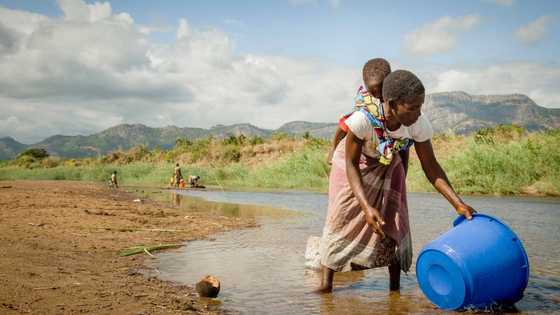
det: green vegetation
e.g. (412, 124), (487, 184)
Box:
(406, 127), (560, 196)
(1, 126), (559, 196)
(17, 148), (50, 159)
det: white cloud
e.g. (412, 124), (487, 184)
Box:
(58, 0), (89, 21)
(0, 7), (48, 35)
(176, 18), (191, 39)
(515, 16), (554, 44)
(404, 15), (480, 56)
(2, 1), (556, 144)
(428, 62), (560, 108)
(87, 1), (112, 22)
(0, 1), (357, 143)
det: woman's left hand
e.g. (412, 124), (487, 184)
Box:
(456, 203), (476, 220)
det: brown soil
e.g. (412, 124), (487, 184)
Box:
(0, 180), (256, 314)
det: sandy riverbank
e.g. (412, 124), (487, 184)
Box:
(0, 180), (256, 314)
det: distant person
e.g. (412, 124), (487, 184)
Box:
(169, 176), (176, 188)
(326, 58), (393, 165)
(110, 171), (118, 189)
(179, 178), (186, 189)
(174, 163), (183, 188)
(188, 175), (205, 188)
(315, 70), (475, 293)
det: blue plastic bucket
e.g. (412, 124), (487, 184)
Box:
(416, 213), (529, 310)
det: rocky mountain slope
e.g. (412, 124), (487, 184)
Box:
(1, 92), (558, 159)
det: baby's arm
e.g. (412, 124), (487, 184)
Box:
(326, 114), (351, 164)
(327, 127), (347, 164)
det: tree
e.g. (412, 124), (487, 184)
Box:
(17, 148), (49, 160)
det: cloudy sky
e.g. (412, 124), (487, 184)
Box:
(0, 0), (558, 143)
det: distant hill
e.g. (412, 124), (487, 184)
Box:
(208, 123), (272, 138)
(0, 137), (27, 160)
(424, 92), (560, 134)
(277, 121), (338, 139)
(31, 124), (208, 158)
(1, 92), (558, 159)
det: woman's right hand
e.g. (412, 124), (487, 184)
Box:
(364, 206), (385, 238)
(456, 203), (476, 220)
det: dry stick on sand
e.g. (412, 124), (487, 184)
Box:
(143, 248), (155, 258)
(118, 244), (184, 257)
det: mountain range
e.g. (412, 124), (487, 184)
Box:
(1, 91), (559, 159)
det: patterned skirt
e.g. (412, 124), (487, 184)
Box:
(319, 140), (412, 272)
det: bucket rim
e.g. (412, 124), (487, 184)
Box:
(416, 247), (474, 309)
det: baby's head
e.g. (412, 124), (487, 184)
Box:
(362, 58), (391, 100)
(382, 70), (425, 127)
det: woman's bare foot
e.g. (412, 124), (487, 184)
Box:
(313, 284), (333, 294)
(314, 265), (335, 294)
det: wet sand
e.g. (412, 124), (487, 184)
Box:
(0, 180), (256, 314)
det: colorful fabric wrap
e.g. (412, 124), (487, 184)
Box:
(354, 86), (413, 165)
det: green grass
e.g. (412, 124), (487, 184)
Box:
(0, 149), (330, 191)
(1, 128), (559, 196)
(0, 163), (169, 184)
(407, 130), (560, 195)
(217, 148), (330, 190)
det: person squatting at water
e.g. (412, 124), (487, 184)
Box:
(316, 69), (475, 293)
(188, 175), (205, 188)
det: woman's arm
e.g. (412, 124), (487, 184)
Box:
(345, 131), (385, 236)
(415, 140), (474, 219)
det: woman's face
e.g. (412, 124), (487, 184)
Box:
(391, 93), (425, 126)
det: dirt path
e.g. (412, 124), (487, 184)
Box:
(0, 180), (256, 314)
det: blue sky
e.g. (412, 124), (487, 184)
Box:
(2, 0), (558, 65)
(0, 0), (558, 142)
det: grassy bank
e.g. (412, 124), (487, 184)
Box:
(0, 148), (330, 190)
(1, 127), (559, 196)
(406, 127), (560, 196)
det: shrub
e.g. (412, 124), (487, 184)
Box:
(41, 157), (61, 168)
(249, 136), (264, 145)
(175, 138), (193, 148)
(272, 132), (291, 141)
(474, 124), (525, 144)
(17, 148), (49, 160)
(222, 146), (241, 162)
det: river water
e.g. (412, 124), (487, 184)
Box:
(152, 190), (560, 314)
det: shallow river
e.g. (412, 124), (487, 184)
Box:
(152, 190), (560, 314)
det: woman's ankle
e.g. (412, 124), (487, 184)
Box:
(315, 265), (335, 293)
(388, 263), (401, 291)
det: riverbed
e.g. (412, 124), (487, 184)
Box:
(153, 190), (560, 314)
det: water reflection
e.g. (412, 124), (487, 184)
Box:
(153, 190), (560, 314)
(172, 191), (181, 207)
(150, 189), (297, 220)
